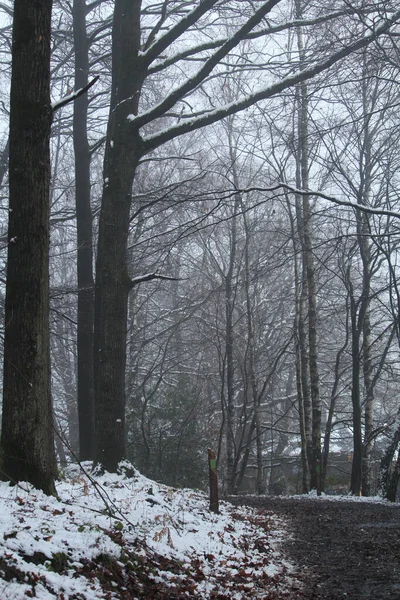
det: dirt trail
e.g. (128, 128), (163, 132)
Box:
(229, 495), (400, 599)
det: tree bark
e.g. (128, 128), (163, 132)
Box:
(321, 321), (349, 492)
(359, 55), (374, 496)
(93, 0), (144, 471)
(361, 300), (373, 495)
(287, 193), (309, 493)
(351, 53), (373, 495)
(240, 190), (264, 495)
(224, 195), (239, 494)
(1, 0), (57, 495)
(302, 194), (321, 493)
(348, 272), (363, 496)
(295, 0), (321, 493)
(73, 0), (95, 461)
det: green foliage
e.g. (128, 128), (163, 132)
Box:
(48, 552), (70, 574)
(127, 380), (208, 489)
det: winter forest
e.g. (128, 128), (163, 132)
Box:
(2, 0), (400, 504)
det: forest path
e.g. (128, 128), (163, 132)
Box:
(229, 496), (400, 599)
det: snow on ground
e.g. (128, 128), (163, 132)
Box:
(289, 489), (398, 504)
(0, 462), (292, 599)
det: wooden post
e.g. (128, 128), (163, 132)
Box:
(208, 448), (219, 514)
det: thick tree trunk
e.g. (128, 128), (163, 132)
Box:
(93, 0), (143, 471)
(1, 0), (57, 495)
(73, 0), (95, 461)
(94, 143), (141, 471)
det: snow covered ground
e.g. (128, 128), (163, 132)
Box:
(0, 462), (292, 599)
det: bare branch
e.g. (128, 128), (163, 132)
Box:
(141, 0), (220, 67)
(141, 9), (400, 153)
(148, 7), (361, 75)
(240, 183), (400, 221)
(86, 0), (105, 14)
(52, 75), (100, 112)
(128, 272), (185, 289)
(0, 2), (13, 17)
(133, 0), (282, 129)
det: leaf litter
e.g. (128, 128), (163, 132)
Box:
(0, 462), (294, 599)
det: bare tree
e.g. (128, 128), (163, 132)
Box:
(73, 0), (95, 461)
(1, 0), (57, 494)
(93, 0), (400, 471)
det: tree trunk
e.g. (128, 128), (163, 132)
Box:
(349, 273), (363, 496)
(359, 55), (374, 496)
(295, 3), (321, 491)
(224, 196), (239, 494)
(378, 418), (400, 501)
(287, 193), (309, 493)
(241, 199), (264, 495)
(361, 305), (374, 495)
(73, 0), (95, 461)
(302, 192), (321, 493)
(1, 0), (57, 495)
(93, 0), (144, 471)
(351, 169), (372, 496)
(321, 322), (349, 491)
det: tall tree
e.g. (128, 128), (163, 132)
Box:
(73, 0), (95, 461)
(94, 0), (400, 471)
(1, 0), (57, 494)
(316, 45), (399, 495)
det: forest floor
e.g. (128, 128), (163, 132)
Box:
(1, 467), (400, 598)
(229, 494), (400, 599)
